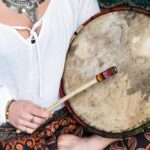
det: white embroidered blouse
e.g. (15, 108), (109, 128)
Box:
(0, 0), (100, 123)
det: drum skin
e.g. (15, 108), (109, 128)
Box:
(62, 8), (150, 138)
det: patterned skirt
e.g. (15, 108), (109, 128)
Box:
(0, 107), (149, 150)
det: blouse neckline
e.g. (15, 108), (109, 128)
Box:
(0, 0), (54, 43)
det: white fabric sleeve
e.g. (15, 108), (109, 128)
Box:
(0, 86), (15, 124)
(78, 0), (100, 26)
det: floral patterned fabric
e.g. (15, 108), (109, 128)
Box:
(105, 130), (150, 150)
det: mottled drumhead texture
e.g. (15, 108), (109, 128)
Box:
(63, 11), (150, 133)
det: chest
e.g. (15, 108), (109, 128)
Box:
(0, 0), (50, 39)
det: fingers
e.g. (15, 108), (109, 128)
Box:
(16, 115), (45, 134)
(18, 112), (50, 134)
(8, 100), (52, 134)
(18, 119), (38, 133)
(18, 106), (51, 134)
(22, 112), (45, 125)
(28, 104), (51, 119)
(20, 119), (39, 129)
(17, 125), (34, 134)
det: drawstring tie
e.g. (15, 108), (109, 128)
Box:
(13, 21), (43, 98)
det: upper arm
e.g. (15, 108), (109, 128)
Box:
(77, 0), (100, 27)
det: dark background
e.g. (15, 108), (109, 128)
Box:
(97, 0), (150, 11)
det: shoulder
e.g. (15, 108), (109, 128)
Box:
(56, 0), (100, 25)
(55, 0), (100, 17)
(77, 0), (100, 26)
(52, 0), (100, 35)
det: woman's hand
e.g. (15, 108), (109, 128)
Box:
(8, 100), (51, 134)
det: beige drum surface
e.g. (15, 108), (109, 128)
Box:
(63, 11), (150, 133)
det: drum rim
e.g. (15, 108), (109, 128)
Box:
(61, 6), (150, 139)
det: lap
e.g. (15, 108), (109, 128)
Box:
(0, 107), (149, 150)
(0, 107), (82, 149)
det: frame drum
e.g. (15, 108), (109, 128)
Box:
(62, 7), (150, 138)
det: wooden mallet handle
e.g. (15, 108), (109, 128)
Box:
(47, 66), (118, 111)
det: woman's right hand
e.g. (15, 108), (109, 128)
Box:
(8, 100), (51, 134)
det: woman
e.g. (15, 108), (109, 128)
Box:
(0, 0), (118, 149)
